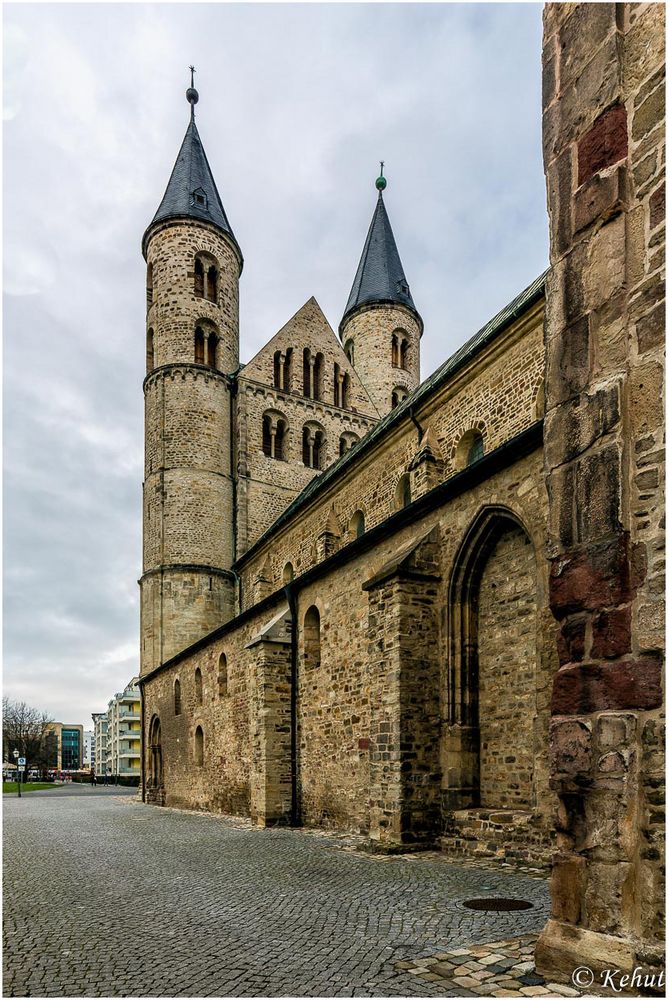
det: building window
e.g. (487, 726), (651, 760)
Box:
(195, 326), (205, 364)
(194, 258), (205, 297)
(206, 265), (218, 303)
(453, 428), (486, 470)
(349, 510), (365, 538)
(391, 386), (408, 409)
(146, 263), (154, 308)
(395, 473), (411, 509)
(262, 412), (288, 461)
(218, 653), (228, 698)
(195, 667), (203, 706)
(194, 726), (204, 766)
(304, 606), (321, 669)
(339, 432), (360, 457)
(206, 331), (218, 368)
(174, 679), (181, 716)
(392, 330), (409, 369)
(467, 432), (484, 466)
(283, 562), (294, 583)
(303, 350), (323, 400)
(302, 426), (324, 470)
(146, 328), (154, 372)
(344, 339), (355, 365)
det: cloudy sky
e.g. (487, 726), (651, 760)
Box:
(4, 2), (547, 729)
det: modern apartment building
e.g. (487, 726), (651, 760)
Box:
(92, 713), (108, 777)
(44, 723), (84, 772)
(105, 678), (141, 783)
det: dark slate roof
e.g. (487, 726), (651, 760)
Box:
(340, 192), (421, 333)
(236, 268), (547, 568)
(142, 119), (242, 264)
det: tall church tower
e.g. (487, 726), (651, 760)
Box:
(339, 170), (422, 417)
(140, 76), (242, 675)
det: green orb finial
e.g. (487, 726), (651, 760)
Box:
(375, 160), (386, 191)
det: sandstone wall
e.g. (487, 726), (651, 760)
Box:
(237, 302), (544, 603)
(537, 2), (665, 982)
(340, 303), (422, 417)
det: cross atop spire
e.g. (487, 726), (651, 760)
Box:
(186, 65), (199, 120)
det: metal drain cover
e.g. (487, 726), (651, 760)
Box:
(463, 897), (533, 911)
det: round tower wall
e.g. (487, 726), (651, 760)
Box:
(146, 221), (240, 374)
(341, 304), (421, 418)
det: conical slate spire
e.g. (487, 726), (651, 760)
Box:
(340, 178), (420, 333)
(143, 112), (242, 264)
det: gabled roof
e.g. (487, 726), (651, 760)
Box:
(142, 119), (242, 264)
(340, 191), (421, 333)
(237, 269), (547, 568)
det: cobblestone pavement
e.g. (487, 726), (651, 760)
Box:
(4, 787), (562, 997)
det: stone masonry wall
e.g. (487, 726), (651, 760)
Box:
(238, 304), (544, 603)
(340, 303), (421, 417)
(143, 445), (555, 846)
(141, 219), (241, 675)
(478, 523), (538, 809)
(537, 3), (665, 983)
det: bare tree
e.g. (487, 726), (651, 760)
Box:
(2, 699), (53, 775)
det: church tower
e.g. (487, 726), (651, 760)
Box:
(140, 75), (242, 675)
(339, 169), (422, 417)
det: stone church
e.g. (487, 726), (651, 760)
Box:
(138, 4), (664, 985)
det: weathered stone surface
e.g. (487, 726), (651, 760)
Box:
(577, 104), (628, 186)
(551, 658), (663, 714)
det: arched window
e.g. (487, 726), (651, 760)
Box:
(146, 263), (154, 308)
(218, 653), (228, 698)
(391, 386), (408, 409)
(349, 510), (365, 538)
(262, 412), (288, 461)
(344, 339), (355, 365)
(174, 679), (181, 716)
(399, 338), (408, 369)
(313, 353), (323, 401)
(194, 258), (205, 297)
(273, 351), (282, 389)
(392, 333), (399, 368)
(205, 265), (218, 303)
(467, 433), (484, 466)
(195, 327), (205, 364)
(453, 428), (486, 470)
(395, 473), (411, 509)
(146, 328), (154, 372)
(304, 606), (321, 669)
(334, 363), (341, 406)
(303, 348), (312, 397)
(339, 432), (359, 457)
(284, 348), (293, 392)
(302, 425), (325, 469)
(195, 667), (203, 706)
(283, 562), (294, 583)
(194, 726), (204, 766)
(206, 332), (218, 368)
(342, 373), (350, 409)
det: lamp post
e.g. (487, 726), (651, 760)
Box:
(12, 749), (21, 798)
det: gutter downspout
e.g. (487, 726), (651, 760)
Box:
(408, 405), (424, 443)
(284, 582), (299, 826)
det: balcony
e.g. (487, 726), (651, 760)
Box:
(118, 751), (140, 760)
(119, 712), (140, 721)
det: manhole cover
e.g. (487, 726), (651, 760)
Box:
(463, 897), (533, 911)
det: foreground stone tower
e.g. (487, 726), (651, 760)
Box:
(140, 79), (242, 674)
(339, 170), (422, 417)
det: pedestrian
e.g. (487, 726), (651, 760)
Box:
(90, 770), (96, 786)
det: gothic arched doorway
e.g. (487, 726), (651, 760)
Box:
(147, 715), (164, 805)
(445, 506), (538, 811)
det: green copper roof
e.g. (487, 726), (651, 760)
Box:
(143, 118), (242, 264)
(340, 187), (420, 333)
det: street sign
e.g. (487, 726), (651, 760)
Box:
(17, 758), (26, 767)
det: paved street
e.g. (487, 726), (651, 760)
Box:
(4, 786), (551, 997)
